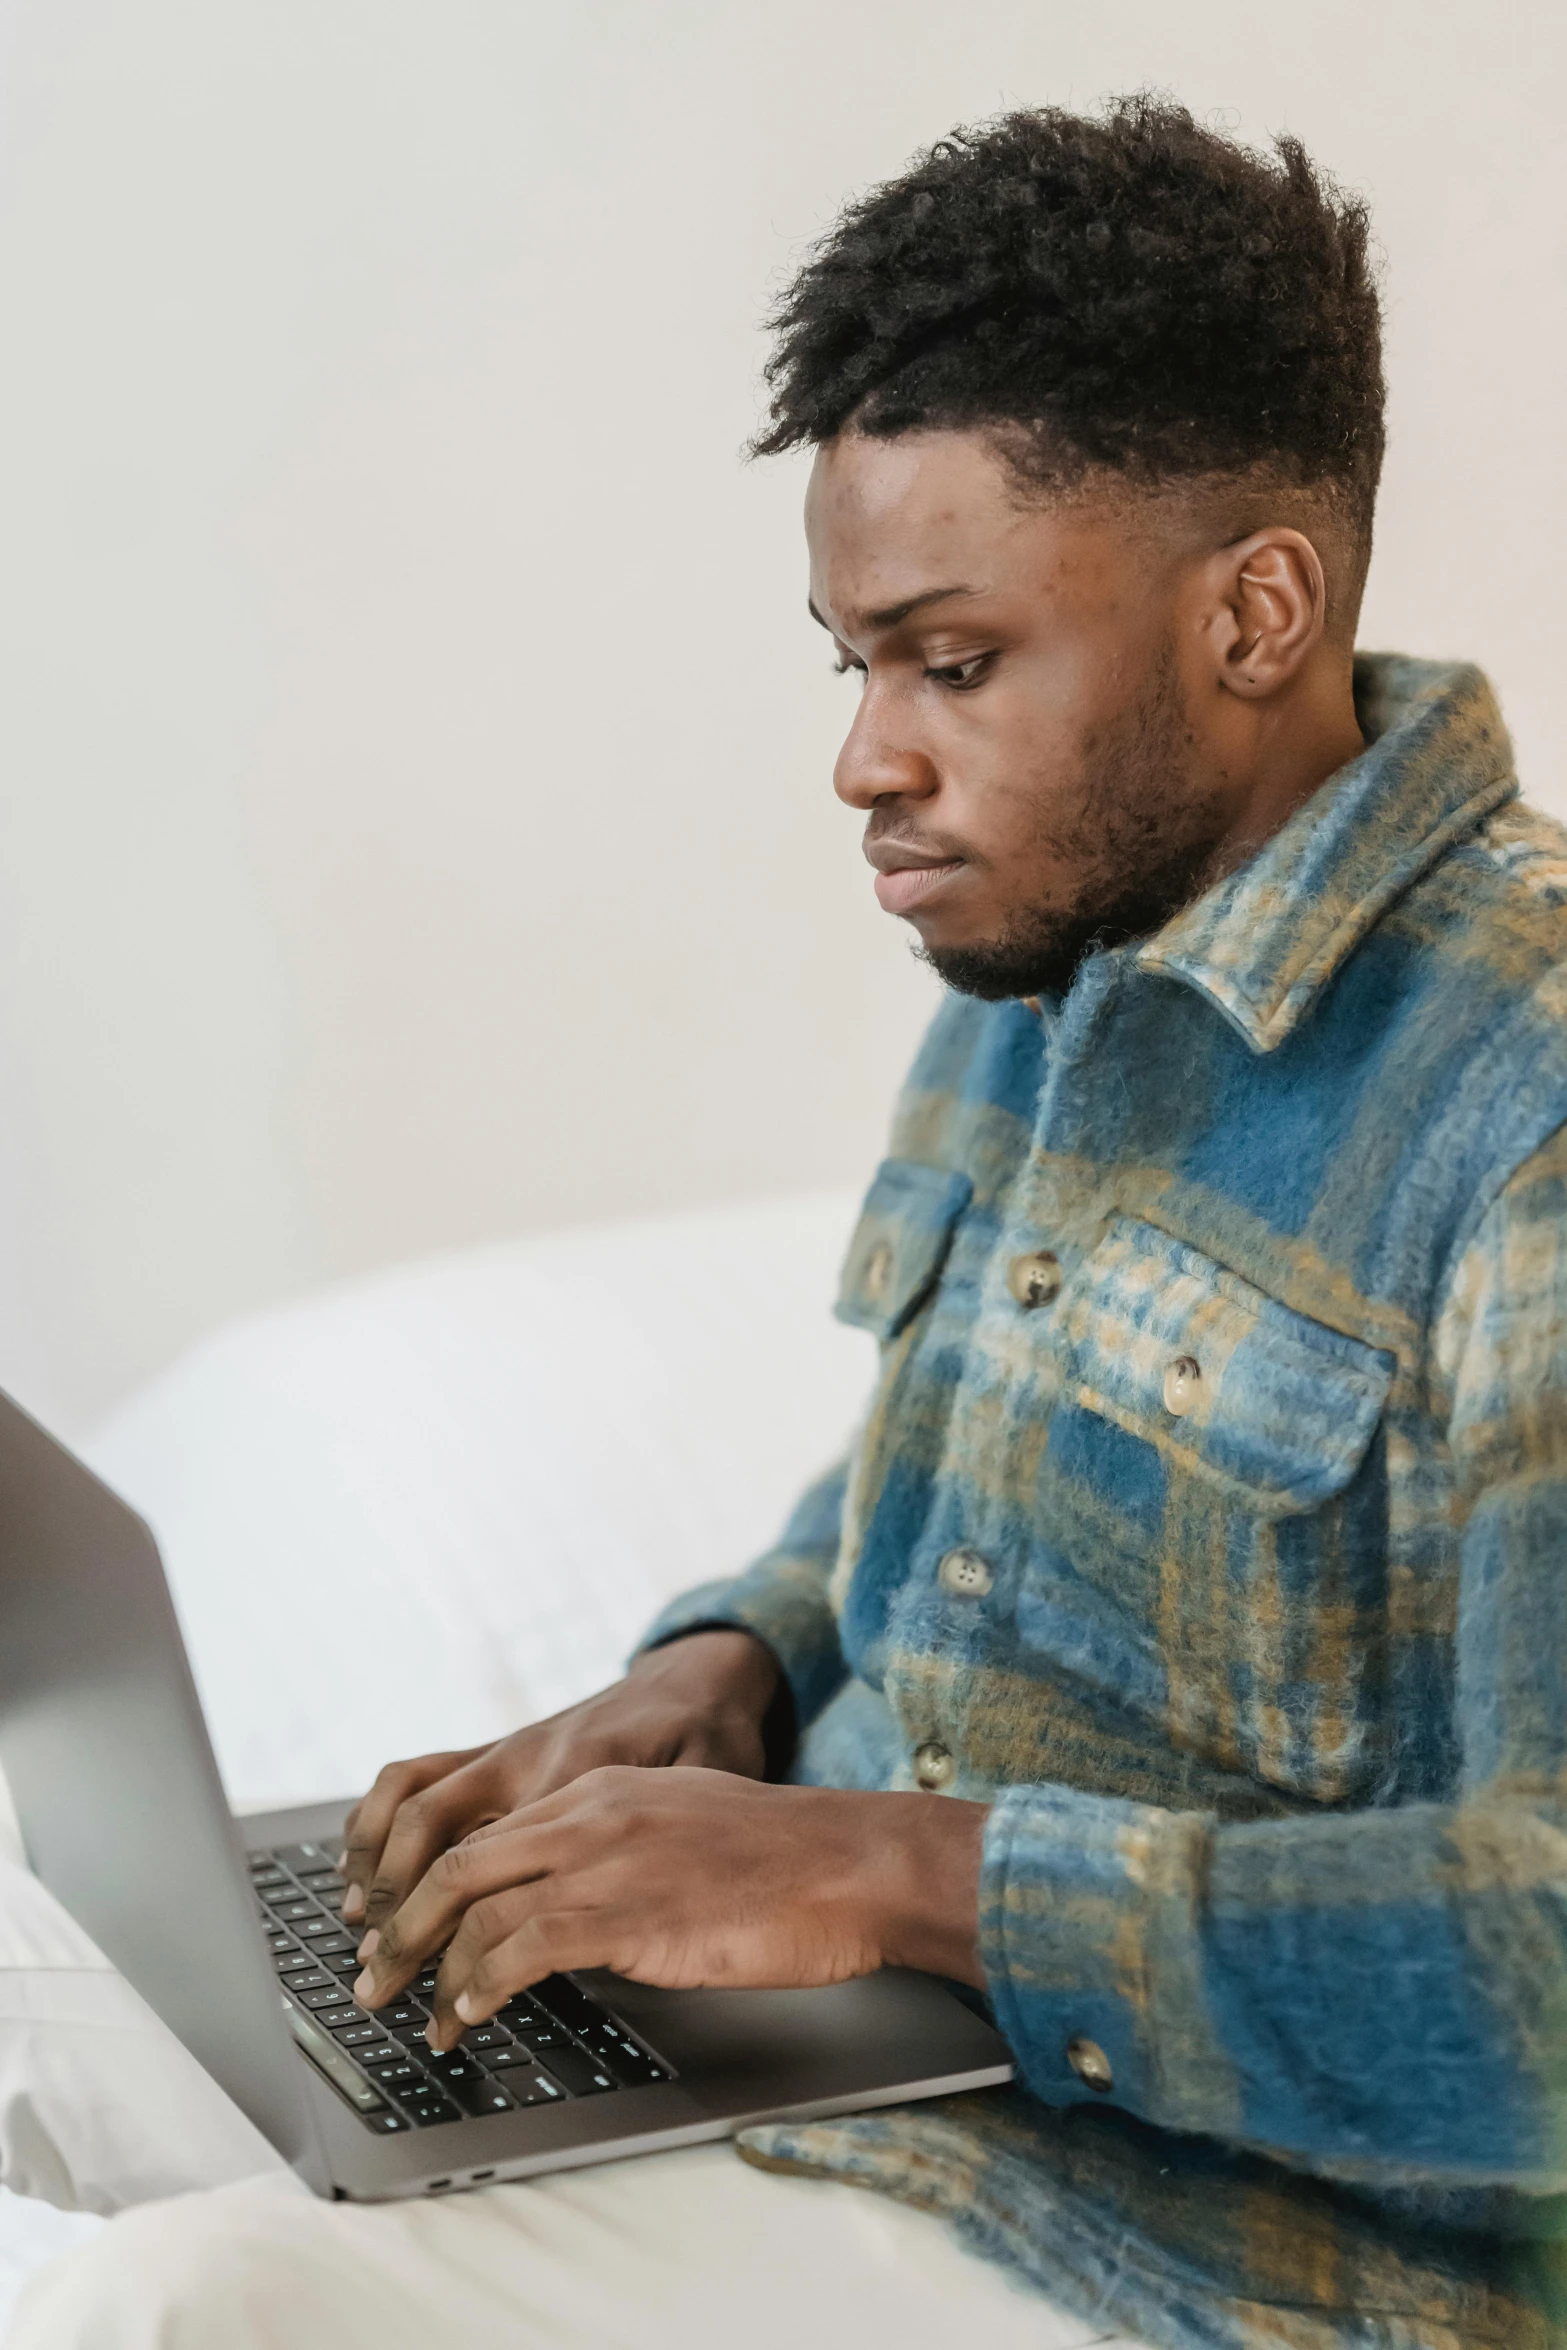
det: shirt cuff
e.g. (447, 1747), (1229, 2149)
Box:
(637, 1559), (849, 1734)
(979, 1782), (1220, 2128)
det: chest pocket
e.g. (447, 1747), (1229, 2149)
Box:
(836, 1159), (973, 1342)
(1047, 1216), (1395, 1803)
(1057, 1216), (1394, 1515)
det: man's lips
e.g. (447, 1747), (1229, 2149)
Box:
(864, 839), (966, 917)
(873, 861), (964, 914)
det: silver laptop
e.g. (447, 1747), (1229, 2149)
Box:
(0, 1384), (1011, 2201)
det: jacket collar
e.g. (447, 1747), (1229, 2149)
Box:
(1135, 654), (1518, 1053)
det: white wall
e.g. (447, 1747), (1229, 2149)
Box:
(0, 0), (1561, 1428)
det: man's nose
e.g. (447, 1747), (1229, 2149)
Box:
(832, 689), (938, 811)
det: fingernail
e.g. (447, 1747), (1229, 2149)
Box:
(353, 1969), (377, 2003)
(455, 1991), (478, 2023)
(334, 1850), (348, 1871)
(341, 1889), (364, 1921)
(356, 1929), (380, 1960)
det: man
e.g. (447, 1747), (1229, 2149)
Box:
(12, 96), (1567, 2349)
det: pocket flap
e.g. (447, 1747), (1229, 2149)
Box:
(835, 1159), (973, 1341)
(1059, 1217), (1395, 1516)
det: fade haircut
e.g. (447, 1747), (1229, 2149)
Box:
(754, 97), (1385, 582)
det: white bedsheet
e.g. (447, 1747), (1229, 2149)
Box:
(81, 1187), (870, 1810)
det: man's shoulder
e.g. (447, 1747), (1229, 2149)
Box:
(1396, 793), (1567, 1024)
(1418, 794), (1567, 949)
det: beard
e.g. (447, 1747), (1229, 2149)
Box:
(918, 641), (1229, 1003)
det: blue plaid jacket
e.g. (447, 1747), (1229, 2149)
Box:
(646, 656), (1567, 2348)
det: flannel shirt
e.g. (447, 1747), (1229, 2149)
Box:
(644, 655), (1567, 2348)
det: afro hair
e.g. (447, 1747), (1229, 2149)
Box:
(754, 97), (1385, 543)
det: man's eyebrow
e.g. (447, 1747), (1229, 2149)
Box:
(808, 585), (980, 635)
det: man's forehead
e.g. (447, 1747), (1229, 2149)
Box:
(804, 430), (1114, 637)
(805, 428), (1018, 544)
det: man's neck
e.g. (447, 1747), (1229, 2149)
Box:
(1205, 661), (1366, 886)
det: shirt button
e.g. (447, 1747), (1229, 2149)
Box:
(862, 1241), (893, 1301)
(913, 1742), (957, 1792)
(1007, 1250), (1062, 1309)
(938, 1547), (993, 1598)
(1066, 2036), (1114, 2094)
(1162, 1354), (1202, 1416)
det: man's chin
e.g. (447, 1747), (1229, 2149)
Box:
(916, 928), (1098, 1003)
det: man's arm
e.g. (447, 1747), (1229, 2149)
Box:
(975, 1124), (1567, 2189)
(635, 1456), (853, 1743)
(340, 1458), (851, 1932)
(354, 1767), (988, 2045)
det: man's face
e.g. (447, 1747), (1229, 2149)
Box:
(804, 428), (1231, 999)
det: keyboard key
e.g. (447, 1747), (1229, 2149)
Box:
(272, 1843), (333, 1873)
(413, 1971), (441, 1999)
(297, 1871), (346, 1894)
(322, 1950), (362, 1977)
(377, 2001), (428, 2032)
(362, 2109), (412, 2134)
(407, 2097), (462, 2128)
(342, 2043), (401, 2070)
(293, 1918), (342, 1942)
(446, 2073), (515, 2118)
(266, 1932), (300, 1956)
(281, 1996), (391, 2115)
(389, 2078), (446, 2108)
(422, 2051), (487, 2090)
(504, 2019), (569, 2051)
(298, 1987), (354, 2013)
(457, 2023), (513, 2053)
(576, 2027), (629, 2064)
(599, 2043), (671, 2087)
(511, 2070), (568, 2106)
(532, 1976), (601, 2030)
(577, 2018), (662, 2062)
(268, 1898), (319, 1924)
(302, 1931), (356, 1956)
(476, 2045), (536, 2074)
(330, 2021), (386, 2049)
(365, 2059), (427, 2089)
(539, 2046), (616, 2096)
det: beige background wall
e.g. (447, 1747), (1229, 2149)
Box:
(0, 0), (1562, 1428)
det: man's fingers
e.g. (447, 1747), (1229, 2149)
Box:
(353, 1819), (560, 2008)
(425, 1894), (606, 2050)
(357, 1767), (505, 1939)
(339, 1747), (483, 1923)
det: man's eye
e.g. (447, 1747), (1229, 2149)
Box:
(926, 654), (993, 691)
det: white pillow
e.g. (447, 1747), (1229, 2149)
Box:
(83, 1190), (872, 1810)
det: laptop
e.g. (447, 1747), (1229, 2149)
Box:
(0, 1384), (1012, 2201)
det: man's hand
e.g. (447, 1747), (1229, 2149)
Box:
(339, 1630), (781, 1934)
(352, 1767), (988, 2050)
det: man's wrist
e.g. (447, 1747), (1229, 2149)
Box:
(632, 1626), (782, 1721)
(854, 1791), (989, 1989)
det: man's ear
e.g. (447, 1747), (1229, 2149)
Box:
(1204, 527), (1328, 698)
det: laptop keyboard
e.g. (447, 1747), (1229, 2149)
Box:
(250, 1842), (674, 2135)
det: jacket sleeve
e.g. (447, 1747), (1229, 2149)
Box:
(636, 1458), (851, 1735)
(977, 1124), (1567, 2191)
